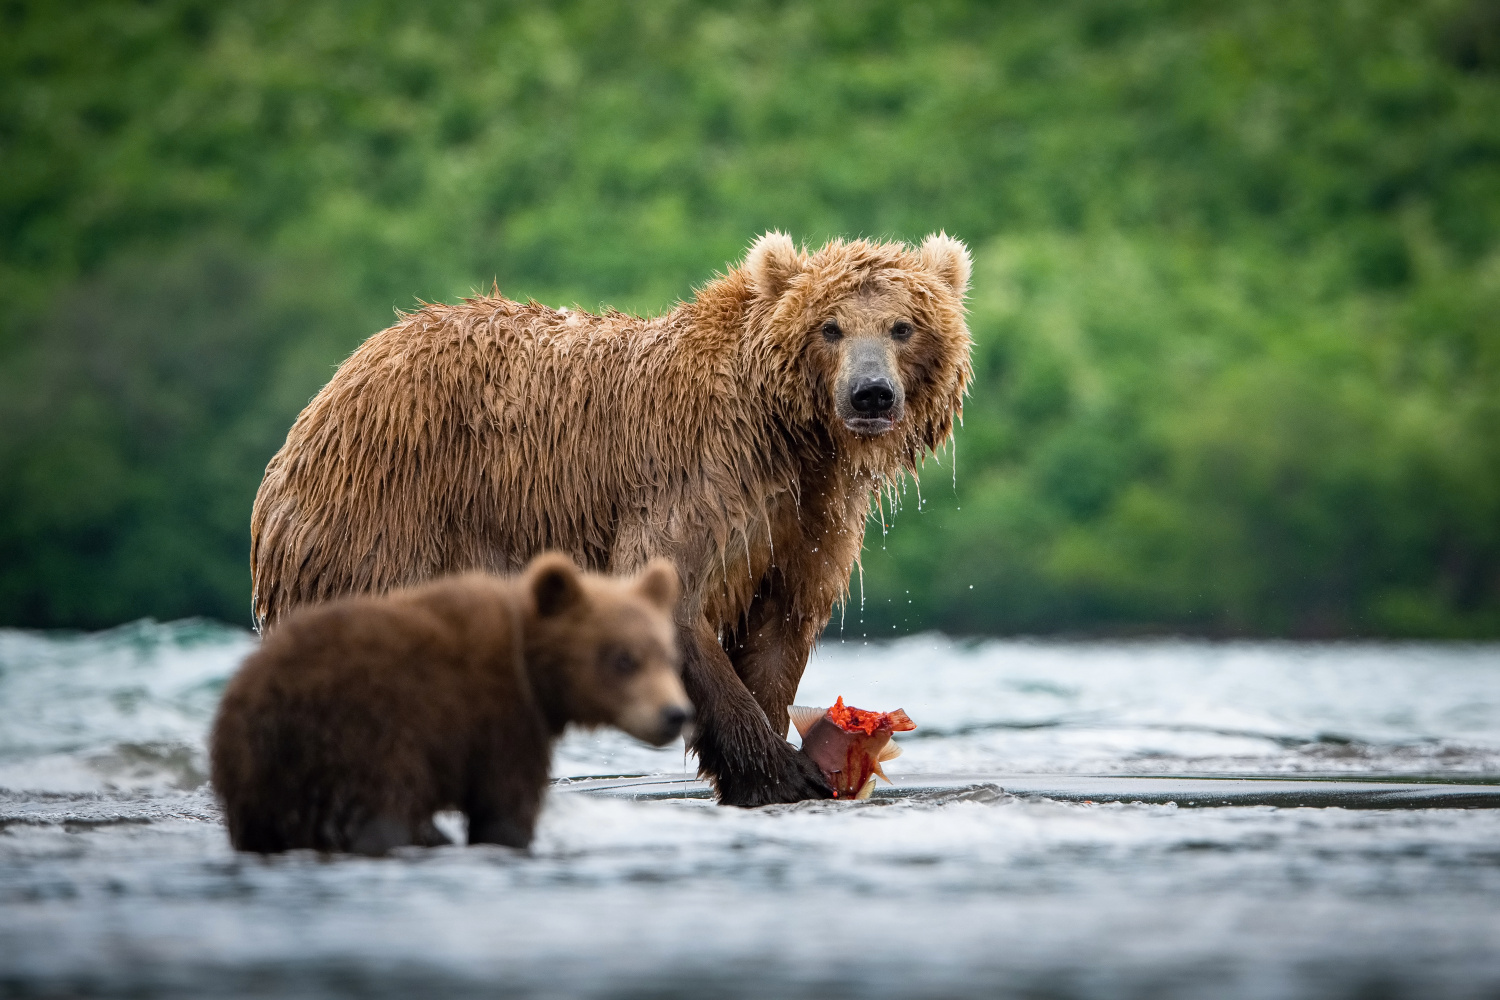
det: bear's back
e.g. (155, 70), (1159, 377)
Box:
(250, 297), (739, 629)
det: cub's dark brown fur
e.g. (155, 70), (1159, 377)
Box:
(210, 554), (686, 854)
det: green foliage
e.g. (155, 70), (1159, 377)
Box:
(2, 0), (1498, 634)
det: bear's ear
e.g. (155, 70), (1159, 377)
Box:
(528, 553), (584, 618)
(744, 231), (802, 301)
(919, 232), (971, 297)
(634, 558), (680, 613)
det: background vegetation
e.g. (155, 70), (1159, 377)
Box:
(3, 0), (1498, 636)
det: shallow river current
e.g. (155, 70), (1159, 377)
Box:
(1, 622), (1498, 999)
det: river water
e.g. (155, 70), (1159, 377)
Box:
(1, 622), (1498, 999)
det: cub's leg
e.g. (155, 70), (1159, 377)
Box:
(413, 817), (455, 847)
(467, 812), (535, 849)
(463, 736), (548, 849)
(347, 815), (419, 856)
(466, 792), (541, 849)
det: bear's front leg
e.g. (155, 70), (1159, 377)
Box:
(727, 582), (820, 740)
(464, 735), (548, 849)
(468, 813), (535, 849)
(681, 617), (831, 806)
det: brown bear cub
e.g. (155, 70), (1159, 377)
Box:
(210, 554), (688, 854)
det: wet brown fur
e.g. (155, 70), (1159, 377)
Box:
(250, 233), (972, 806)
(211, 555), (685, 853)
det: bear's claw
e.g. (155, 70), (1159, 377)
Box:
(700, 737), (834, 807)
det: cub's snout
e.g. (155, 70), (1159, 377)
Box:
(607, 609), (692, 746)
(619, 673), (694, 746)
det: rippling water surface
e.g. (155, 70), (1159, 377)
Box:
(1, 623), (1498, 999)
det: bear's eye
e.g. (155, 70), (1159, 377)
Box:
(604, 648), (638, 677)
(820, 320), (843, 342)
(892, 320), (914, 341)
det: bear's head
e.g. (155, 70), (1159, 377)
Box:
(740, 232), (973, 471)
(521, 553), (691, 747)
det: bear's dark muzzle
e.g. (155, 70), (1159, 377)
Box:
(850, 376), (896, 415)
(657, 705), (692, 744)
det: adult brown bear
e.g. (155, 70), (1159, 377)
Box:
(250, 232), (972, 805)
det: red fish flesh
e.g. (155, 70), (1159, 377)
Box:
(790, 697), (916, 799)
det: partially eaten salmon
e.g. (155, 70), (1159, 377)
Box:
(790, 697), (917, 799)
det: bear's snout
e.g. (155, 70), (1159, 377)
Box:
(834, 335), (905, 437)
(617, 669), (694, 747)
(658, 704), (692, 743)
(850, 376), (896, 416)
(627, 699), (693, 747)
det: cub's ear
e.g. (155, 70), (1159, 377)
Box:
(919, 232), (971, 298)
(528, 553), (584, 618)
(744, 231), (802, 301)
(635, 558), (681, 613)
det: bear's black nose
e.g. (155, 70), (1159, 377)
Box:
(660, 705), (691, 737)
(850, 377), (896, 415)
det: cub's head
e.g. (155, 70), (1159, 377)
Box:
(740, 232), (973, 470)
(521, 553), (691, 747)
